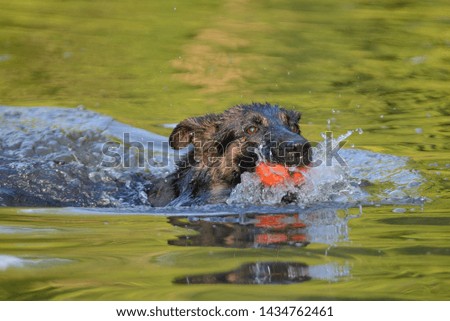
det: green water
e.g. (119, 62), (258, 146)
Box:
(0, 0), (449, 300)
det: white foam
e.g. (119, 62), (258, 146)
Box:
(228, 130), (423, 207)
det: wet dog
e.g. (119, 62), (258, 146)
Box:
(147, 103), (311, 206)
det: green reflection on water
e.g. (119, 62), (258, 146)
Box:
(0, 206), (448, 300)
(0, 0), (449, 300)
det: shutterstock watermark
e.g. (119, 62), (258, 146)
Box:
(309, 131), (347, 167)
(100, 131), (348, 169)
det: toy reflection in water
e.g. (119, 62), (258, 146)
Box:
(168, 213), (308, 248)
(168, 208), (351, 248)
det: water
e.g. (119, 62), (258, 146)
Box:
(0, 0), (449, 300)
(0, 106), (170, 207)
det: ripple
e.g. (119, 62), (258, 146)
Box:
(0, 226), (57, 234)
(0, 255), (71, 271)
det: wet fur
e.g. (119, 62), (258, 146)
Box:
(147, 103), (310, 207)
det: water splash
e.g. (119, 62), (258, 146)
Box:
(228, 129), (424, 207)
(0, 106), (172, 207)
(0, 106), (424, 209)
(228, 130), (360, 206)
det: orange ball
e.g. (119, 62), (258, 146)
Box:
(255, 162), (307, 186)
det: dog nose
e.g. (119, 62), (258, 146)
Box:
(280, 140), (311, 166)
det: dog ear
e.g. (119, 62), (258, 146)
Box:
(169, 114), (221, 149)
(285, 109), (301, 124)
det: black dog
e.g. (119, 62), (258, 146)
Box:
(147, 103), (311, 206)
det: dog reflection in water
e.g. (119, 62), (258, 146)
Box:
(173, 262), (311, 285)
(169, 210), (352, 284)
(168, 213), (309, 248)
(170, 214), (310, 284)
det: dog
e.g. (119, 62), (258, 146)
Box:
(147, 102), (311, 207)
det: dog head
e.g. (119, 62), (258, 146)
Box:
(169, 103), (311, 170)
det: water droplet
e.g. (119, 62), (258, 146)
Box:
(410, 56), (426, 64)
(415, 128), (423, 134)
(392, 208), (406, 213)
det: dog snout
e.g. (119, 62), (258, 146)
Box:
(283, 140), (303, 152)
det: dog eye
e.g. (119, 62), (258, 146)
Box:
(290, 125), (299, 133)
(245, 126), (259, 135)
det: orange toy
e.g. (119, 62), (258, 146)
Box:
(255, 162), (307, 186)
